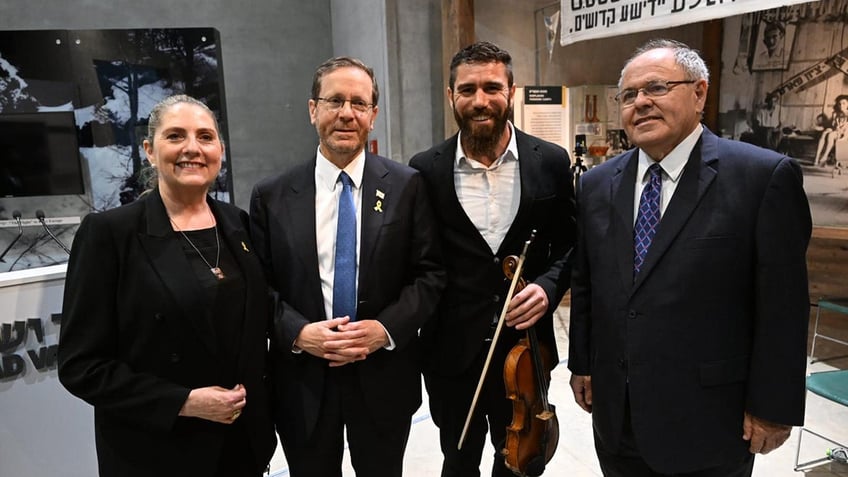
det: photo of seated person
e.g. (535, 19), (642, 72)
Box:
(814, 94), (848, 167)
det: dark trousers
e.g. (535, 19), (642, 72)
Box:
(594, 392), (754, 477)
(215, 420), (265, 477)
(425, 346), (515, 477)
(281, 366), (411, 477)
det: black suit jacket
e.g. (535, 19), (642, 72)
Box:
(249, 152), (445, 445)
(58, 189), (276, 477)
(409, 128), (576, 376)
(568, 128), (812, 473)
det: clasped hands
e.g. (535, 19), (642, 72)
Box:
(568, 374), (792, 454)
(295, 316), (388, 367)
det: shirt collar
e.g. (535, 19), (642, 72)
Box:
(454, 121), (519, 169)
(637, 123), (702, 183)
(315, 147), (366, 191)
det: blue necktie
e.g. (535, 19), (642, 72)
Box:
(333, 171), (357, 320)
(634, 163), (662, 278)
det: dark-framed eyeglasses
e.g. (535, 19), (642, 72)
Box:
(615, 80), (696, 106)
(315, 97), (374, 114)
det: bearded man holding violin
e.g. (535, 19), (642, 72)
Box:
(409, 41), (577, 477)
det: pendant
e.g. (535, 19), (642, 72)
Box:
(210, 267), (225, 280)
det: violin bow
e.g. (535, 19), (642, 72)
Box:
(458, 230), (535, 450)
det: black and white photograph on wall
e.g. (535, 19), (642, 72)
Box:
(751, 20), (796, 71)
(0, 28), (228, 271)
(719, 1), (848, 228)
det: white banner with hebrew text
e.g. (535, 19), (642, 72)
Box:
(561, 0), (820, 46)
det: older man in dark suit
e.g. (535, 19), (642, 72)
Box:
(410, 41), (576, 477)
(568, 39), (812, 477)
(250, 57), (445, 477)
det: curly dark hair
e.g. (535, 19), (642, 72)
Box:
(834, 95), (848, 113)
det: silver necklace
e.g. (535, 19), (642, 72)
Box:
(169, 209), (225, 280)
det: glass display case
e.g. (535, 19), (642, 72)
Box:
(569, 84), (628, 168)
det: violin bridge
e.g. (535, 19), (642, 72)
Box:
(536, 410), (556, 421)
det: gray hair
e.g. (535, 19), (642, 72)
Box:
(146, 94), (221, 146)
(619, 39), (710, 89)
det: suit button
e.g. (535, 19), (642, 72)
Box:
(154, 313), (165, 322)
(628, 310), (637, 319)
(618, 358), (627, 369)
(170, 353), (181, 363)
(493, 295), (500, 303)
(493, 257), (500, 264)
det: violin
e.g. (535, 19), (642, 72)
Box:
(456, 231), (559, 477)
(501, 255), (559, 477)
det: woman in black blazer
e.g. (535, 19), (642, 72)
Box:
(58, 95), (276, 476)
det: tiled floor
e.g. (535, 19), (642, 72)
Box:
(267, 305), (848, 476)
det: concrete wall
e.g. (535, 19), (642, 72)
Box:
(330, 0), (443, 162)
(0, 0), (333, 208)
(387, 0), (445, 159)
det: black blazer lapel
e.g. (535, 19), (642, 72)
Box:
(432, 136), (492, 252)
(284, 162), (323, 317)
(212, 201), (268, 379)
(359, 153), (390, 297)
(632, 130), (718, 292)
(611, 151), (639, 291)
(499, 130), (537, 253)
(214, 203), (253, 266)
(136, 189), (219, 356)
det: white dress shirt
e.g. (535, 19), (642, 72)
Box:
(633, 124), (703, 224)
(454, 121), (521, 253)
(313, 149), (395, 350)
(315, 148), (364, 321)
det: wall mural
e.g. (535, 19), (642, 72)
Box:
(0, 28), (228, 271)
(719, 2), (848, 228)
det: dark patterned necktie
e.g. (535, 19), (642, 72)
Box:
(332, 171), (357, 320)
(633, 163), (662, 279)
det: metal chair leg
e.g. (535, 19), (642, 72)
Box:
(810, 305), (822, 365)
(795, 427), (848, 471)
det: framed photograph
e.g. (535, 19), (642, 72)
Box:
(719, 7), (848, 229)
(751, 20), (795, 71)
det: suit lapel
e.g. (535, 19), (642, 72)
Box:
(359, 154), (389, 293)
(284, 161), (323, 312)
(213, 201), (266, 378)
(611, 151), (639, 291)
(498, 130), (536, 253)
(432, 136), (493, 252)
(632, 130), (718, 292)
(136, 189), (219, 356)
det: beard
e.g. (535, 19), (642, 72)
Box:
(454, 103), (511, 159)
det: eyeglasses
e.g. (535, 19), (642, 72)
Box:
(615, 80), (696, 106)
(315, 97), (374, 114)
